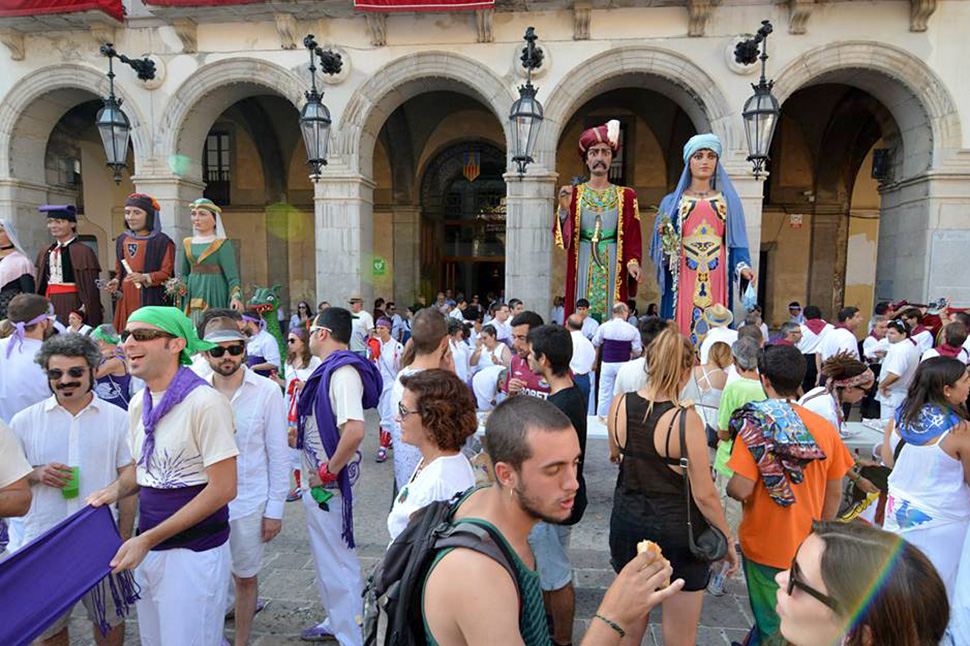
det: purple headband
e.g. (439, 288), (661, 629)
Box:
(242, 314), (266, 332)
(6, 305), (54, 358)
(376, 317), (393, 329)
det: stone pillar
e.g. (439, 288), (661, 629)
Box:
(504, 172), (556, 321)
(391, 204), (421, 307)
(314, 174), (376, 307)
(0, 177), (52, 259)
(725, 164), (766, 321)
(131, 174), (205, 245)
(877, 164), (970, 305)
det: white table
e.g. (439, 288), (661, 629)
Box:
(840, 420), (886, 458)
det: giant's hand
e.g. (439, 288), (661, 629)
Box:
(740, 267), (755, 283)
(628, 263), (644, 283)
(558, 186), (574, 212)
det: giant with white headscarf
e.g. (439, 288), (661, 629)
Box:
(649, 133), (752, 345)
(175, 198), (242, 325)
(0, 219), (36, 320)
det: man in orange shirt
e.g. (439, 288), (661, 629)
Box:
(726, 344), (853, 646)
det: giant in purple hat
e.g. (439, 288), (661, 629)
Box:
(38, 204), (77, 222)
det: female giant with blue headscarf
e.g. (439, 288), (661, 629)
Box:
(649, 134), (754, 345)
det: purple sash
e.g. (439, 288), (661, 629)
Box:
(602, 338), (633, 363)
(0, 506), (139, 646)
(139, 485), (229, 552)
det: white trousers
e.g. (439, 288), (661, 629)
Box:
(378, 385), (394, 431)
(135, 543), (231, 646)
(303, 492), (364, 646)
(597, 362), (623, 417)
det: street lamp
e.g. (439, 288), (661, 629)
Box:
(735, 21), (780, 178)
(300, 35), (343, 180)
(509, 27), (544, 176)
(98, 44), (155, 184)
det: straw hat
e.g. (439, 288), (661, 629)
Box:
(704, 303), (733, 328)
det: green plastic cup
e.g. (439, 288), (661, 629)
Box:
(61, 466), (79, 499)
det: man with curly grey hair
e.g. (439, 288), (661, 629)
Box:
(8, 332), (133, 646)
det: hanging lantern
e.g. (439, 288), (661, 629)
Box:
(97, 44), (155, 184)
(300, 36), (342, 179)
(509, 27), (545, 176)
(735, 21), (780, 178)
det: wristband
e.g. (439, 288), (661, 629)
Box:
(593, 613), (625, 638)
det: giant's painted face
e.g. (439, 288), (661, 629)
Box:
(585, 143), (613, 176)
(688, 149), (718, 182)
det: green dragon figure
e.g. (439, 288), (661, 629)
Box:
(248, 284), (286, 379)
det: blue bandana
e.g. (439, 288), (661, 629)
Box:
(895, 403), (963, 446)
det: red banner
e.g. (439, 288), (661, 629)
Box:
(355, 0), (494, 12)
(0, 0), (123, 21)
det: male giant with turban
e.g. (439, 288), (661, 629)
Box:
(106, 193), (176, 329)
(554, 120), (643, 323)
(650, 134), (754, 345)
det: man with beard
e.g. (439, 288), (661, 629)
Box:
(87, 306), (238, 646)
(34, 204), (103, 327)
(0, 294), (56, 424)
(203, 317), (288, 646)
(502, 311), (550, 400)
(422, 396), (682, 646)
(105, 193), (176, 330)
(555, 120), (643, 323)
(10, 333), (133, 646)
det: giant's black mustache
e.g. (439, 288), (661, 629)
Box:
(592, 161), (607, 169)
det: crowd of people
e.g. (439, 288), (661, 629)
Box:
(1, 209), (968, 646)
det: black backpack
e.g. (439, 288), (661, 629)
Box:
(362, 488), (521, 646)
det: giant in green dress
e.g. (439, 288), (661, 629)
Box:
(176, 237), (242, 325)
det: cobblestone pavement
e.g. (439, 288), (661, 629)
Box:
(70, 410), (754, 645)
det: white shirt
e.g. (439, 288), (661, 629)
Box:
(592, 318), (642, 360)
(449, 339), (470, 383)
(759, 322), (769, 343)
(449, 308), (465, 321)
(285, 357), (322, 422)
(550, 306), (565, 326)
(569, 330), (596, 375)
(0, 337), (50, 425)
(797, 322), (834, 354)
(724, 364), (746, 387)
(862, 335), (890, 364)
(877, 340), (921, 408)
(378, 338), (404, 387)
(351, 310), (375, 353)
(613, 357), (647, 396)
(207, 368), (289, 520)
(387, 454), (476, 542)
(699, 326), (738, 365)
(798, 387), (841, 432)
(492, 319), (512, 345)
(473, 365), (507, 411)
(922, 347), (970, 364)
(818, 327), (860, 362)
(391, 313), (405, 342)
(129, 385), (239, 489)
(390, 367), (425, 487)
(247, 329), (282, 370)
(301, 365), (365, 485)
(581, 317), (599, 341)
(47, 237), (77, 285)
(912, 330), (934, 355)
(11, 395), (131, 544)
(0, 420), (31, 555)
(189, 352), (214, 379)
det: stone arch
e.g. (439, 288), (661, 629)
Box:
(536, 46), (737, 170)
(0, 63), (149, 180)
(335, 51), (516, 179)
(154, 57), (305, 182)
(772, 41), (962, 178)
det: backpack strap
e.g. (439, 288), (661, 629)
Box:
(432, 520), (522, 603)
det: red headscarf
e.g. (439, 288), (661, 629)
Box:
(578, 120), (621, 159)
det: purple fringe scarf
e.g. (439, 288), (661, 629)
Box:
(0, 505), (140, 646)
(138, 366), (210, 473)
(296, 350), (382, 548)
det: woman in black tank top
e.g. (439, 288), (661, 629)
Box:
(607, 329), (738, 646)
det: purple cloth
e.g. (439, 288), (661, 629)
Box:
(0, 505), (139, 646)
(139, 485), (230, 551)
(138, 366), (210, 473)
(297, 350), (382, 548)
(247, 353), (273, 378)
(601, 338), (633, 363)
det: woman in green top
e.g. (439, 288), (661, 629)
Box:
(176, 198), (243, 324)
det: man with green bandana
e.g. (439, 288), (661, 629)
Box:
(87, 306), (240, 646)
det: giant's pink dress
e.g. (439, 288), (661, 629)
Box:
(674, 194), (728, 344)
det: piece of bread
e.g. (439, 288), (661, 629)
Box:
(637, 540), (671, 587)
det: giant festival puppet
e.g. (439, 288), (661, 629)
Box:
(175, 198), (243, 325)
(650, 134), (754, 345)
(554, 120), (643, 322)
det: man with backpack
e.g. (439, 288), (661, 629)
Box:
(411, 396), (682, 646)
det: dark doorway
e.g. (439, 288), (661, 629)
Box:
(420, 141), (506, 299)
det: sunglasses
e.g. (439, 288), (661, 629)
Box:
(787, 553), (841, 612)
(208, 344), (245, 358)
(309, 325), (332, 336)
(397, 402), (419, 419)
(47, 366), (87, 380)
(120, 329), (174, 343)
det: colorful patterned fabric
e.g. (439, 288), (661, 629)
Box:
(896, 403), (963, 446)
(729, 399), (827, 507)
(675, 195), (727, 345)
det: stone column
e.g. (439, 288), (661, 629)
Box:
(131, 174), (205, 244)
(0, 177), (52, 259)
(504, 171), (556, 321)
(724, 164), (766, 321)
(877, 163), (970, 305)
(391, 204), (421, 306)
(314, 174), (376, 307)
